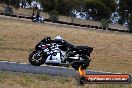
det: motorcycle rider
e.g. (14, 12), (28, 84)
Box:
(36, 10), (40, 21)
(54, 36), (91, 70)
(55, 36), (63, 40)
(54, 36), (74, 48)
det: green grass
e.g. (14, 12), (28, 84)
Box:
(0, 71), (8, 82)
(0, 71), (132, 88)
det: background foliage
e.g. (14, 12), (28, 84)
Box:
(0, 0), (132, 23)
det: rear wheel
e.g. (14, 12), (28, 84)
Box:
(29, 51), (47, 66)
(71, 55), (91, 70)
(71, 61), (80, 70)
(40, 20), (44, 23)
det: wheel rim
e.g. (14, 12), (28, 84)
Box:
(32, 52), (43, 62)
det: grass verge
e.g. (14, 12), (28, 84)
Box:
(0, 71), (131, 88)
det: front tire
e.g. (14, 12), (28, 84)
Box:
(28, 51), (47, 66)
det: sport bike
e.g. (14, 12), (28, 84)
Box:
(28, 36), (93, 70)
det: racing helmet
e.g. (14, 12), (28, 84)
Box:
(41, 36), (51, 43)
(55, 36), (63, 40)
(45, 36), (51, 42)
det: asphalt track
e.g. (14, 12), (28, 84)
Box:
(0, 61), (110, 77)
(0, 61), (131, 83)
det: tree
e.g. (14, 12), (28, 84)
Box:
(83, 0), (116, 20)
(119, 0), (132, 21)
(41, 0), (81, 16)
(42, 0), (58, 12)
(1, 0), (20, 8)
(119, 0), (132, 30)
(119, 0), (132, 13)
(100, 0), (116, 12)
(128, 14), (132, 32)
(57, 0), (81, 15)
(27, 0), (32, 5)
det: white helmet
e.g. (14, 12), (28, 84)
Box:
(55, 36), (63, 40)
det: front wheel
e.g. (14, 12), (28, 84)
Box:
(28, 51), (47, 66)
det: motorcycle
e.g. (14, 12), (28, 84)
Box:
(32, 15), (44, 23)
(28, 36), (93, 70)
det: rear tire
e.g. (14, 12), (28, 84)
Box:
(72, 55), (91, 70)
(28, 51), (47, 66)
(71, 61), (80, 70)
(40, 20), (44, 23)
(80, 55), (91, 70)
